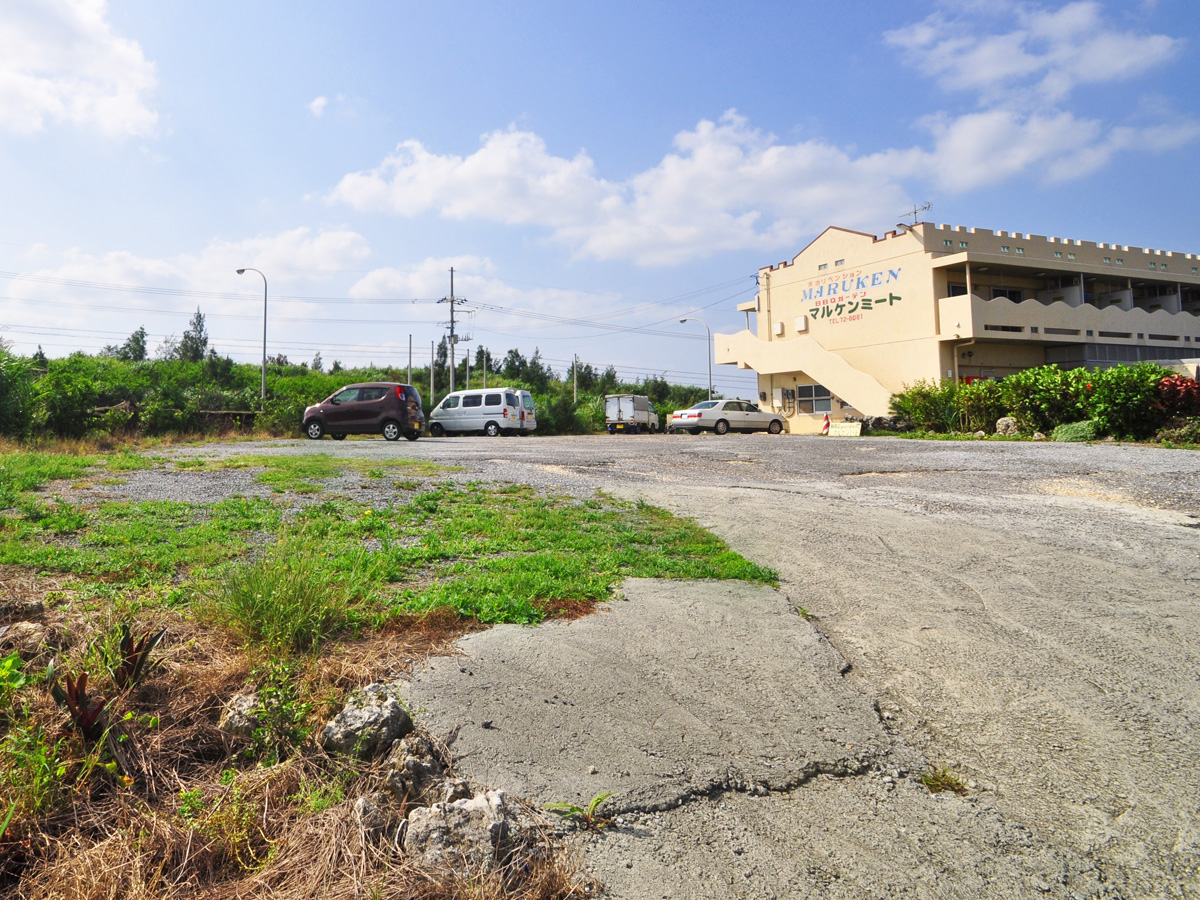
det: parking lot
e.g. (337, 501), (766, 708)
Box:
(208, 432), (1200, 896)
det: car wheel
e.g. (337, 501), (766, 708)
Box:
(768, 420), (783, 434)
(382, 420), (402, 441)
(688, 427), (701, 435)
(485, 421), (501, 437)
(404, 432), (419, 441)
(330, 433), (346, 441)
(429, 422), (445, 437)
(305, 420), (324, 440)
(714, 419), (729, 435)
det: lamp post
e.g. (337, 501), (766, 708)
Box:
(236, 268), (268, 406)
(679, 317), (712, 400)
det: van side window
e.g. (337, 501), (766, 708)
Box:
(523, 396), (533, 410)
(333, 388), (360, 403)
(505, 393), (518, 406)
(359, 387), (385, 401)
(442, 396), (459, 409)
(484, 393), (501, 406)
(462, 395), (482, 408)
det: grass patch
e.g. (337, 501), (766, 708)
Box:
(210, 453), (451, 493)
(920, 766), (968, 795)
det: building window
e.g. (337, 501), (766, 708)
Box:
(943, 240), (953, 247)
(1068, 253), (1076, 260)
(818, 263), (827, 271)
(1161, 265), (1167, 272)
(1149, 262), (1157, 269)
(796, 384), (832, 415)
(1001, 246), (1010, 253)
(948, 284), (968, 296)
(835, 259), (845, 266)
(1192, 267), (1198, 274)
(1115, 259), (1123, 265)
(959, 241), (968, 249)
(1015, 247), (1025, 255)
(992, 287), (1022, 302)
(1103, 257), (1111, 263)
(1054, 251), (1062, 258)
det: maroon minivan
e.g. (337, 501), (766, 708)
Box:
(302, 383), (425, 441)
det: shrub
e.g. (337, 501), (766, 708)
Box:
(1084, 362), (1171, 439)
(999, 366), (1088, 434)
(0, 348), (35, 437)
(1157, 417), (1200, 445)
(1051, 420), (1097, 442)
(1158, 375), (1200, 419)
(956, 379), (1008, 433)
(890, 379), (960, 432)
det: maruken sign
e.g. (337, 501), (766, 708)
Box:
(801, 266), (903, 326)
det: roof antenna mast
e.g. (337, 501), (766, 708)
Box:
(899, 201), (933, 227)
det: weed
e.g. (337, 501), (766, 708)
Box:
(0, 721), (67, 818)
(920, 766), (968, 795)
(245, 660), (313, 765)
(46, 664), (109, 743)
(200, 537), (365, 653)
(107, 623), (166, 691)
(545, 791), (613, 829)
(0, 650), (33, 712)
(288, 776), (346, 815)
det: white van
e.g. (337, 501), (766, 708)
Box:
(515, 389), (537, 434)
(427, 388), (522, 437)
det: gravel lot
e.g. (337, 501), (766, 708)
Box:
(87, 433), (1200, 897)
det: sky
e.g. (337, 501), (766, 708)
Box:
(1, 0), (1197, 397)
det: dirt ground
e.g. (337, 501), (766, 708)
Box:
(180, 434), (1200, 897)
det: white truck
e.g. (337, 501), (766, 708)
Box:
(604, 394), (661, 434)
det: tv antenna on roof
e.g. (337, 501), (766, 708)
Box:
(899, 201), (932, 226)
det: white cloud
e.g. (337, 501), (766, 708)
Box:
(308, 96), (328, 117)
(330, 113), (914, 266)
(885, 1), (1182, 103)
(0, 0), (157, 136)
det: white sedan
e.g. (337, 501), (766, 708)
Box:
(668, 399), (785, 435)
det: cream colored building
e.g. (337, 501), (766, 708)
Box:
(715, 223), (1200, 433)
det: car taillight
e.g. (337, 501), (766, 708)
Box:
(503, 409), (508, 417)
(396, 386), (404, 400)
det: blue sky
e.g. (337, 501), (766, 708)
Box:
(1, 0), (1197, 396)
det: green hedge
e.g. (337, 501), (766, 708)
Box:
(890, 363), (1191, 440)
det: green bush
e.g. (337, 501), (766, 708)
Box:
(890, 379), (960, 432)
(0, 348), (35, 437)
(1084, 363), (1172, 439)
(1156, 417), (1200, 445)
(999, 366), (1089, 434)
(956, 379), (1008, 433)
(1051, 420), (1097, 442)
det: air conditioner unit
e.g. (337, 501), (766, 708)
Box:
(773, 321), (784, 336)
(794, 315), (807, 333)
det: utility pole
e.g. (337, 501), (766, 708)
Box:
(573, 353), (578, 403)
(482, 347), (487, 388)
(408, 335), (412, 386)
(430, 340), (435, 401)
(439, 268), (459, 393)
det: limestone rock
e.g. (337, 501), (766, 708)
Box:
(320, 682), (413, 758)
(384, 733), (446, 803)
(974, 430), (987, 439)
(1032, 432), (1047, 441)
(218, 693), (261, 738)
(403, 790), (515, 873)
(995, 417), (1019, 436)
(353, 791), (391, 833)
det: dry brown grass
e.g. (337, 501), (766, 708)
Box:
(1, 571), (590, 899)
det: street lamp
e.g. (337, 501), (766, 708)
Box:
(679, 317), (712, 401)
(236, 268), (268, 406)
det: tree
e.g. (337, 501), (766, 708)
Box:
(525, 348), (553, 393)
(31, 345), (48, 373)
(311, 351), (323, 372)
(103, 325), (148, 361)
(502, 348), (526, 381)
(330, 359), (343, 374)
(597, 365), (620, 394)
(177, 308), (209, 362)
